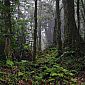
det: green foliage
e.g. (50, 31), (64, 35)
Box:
(56, 49), (85, 71)
(0, 71), (4, 79)
(0, 47), (77, 84)
(36, 64), (74, 82)
(0, 1), (4, 11)
(6, 59), (14, 67)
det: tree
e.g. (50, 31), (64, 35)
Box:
(4, 0), (12, 59)
(62, 0), (85, 58)
(38, 0), (42, 51)
(77, 0), (80, 33)
(33, 0), (37, 61)
(53, 0), (62, 55)
(0, 0), (6, 62)
(80, 0), (85, 40)
(62, 0), (78, 49)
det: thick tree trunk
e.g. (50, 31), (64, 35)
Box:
(62, 0), (85, 56)
(63, 0), (75, 49)
(62, 0), (80, 49)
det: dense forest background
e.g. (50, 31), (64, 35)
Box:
(0, 0), (85, 84)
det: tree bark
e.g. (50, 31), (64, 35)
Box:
(62, 0), (85, 56)
(77, 0), (80, 33)
(81, 0), (85, 40)
(38, 0), (42, 51)
(33, 0), (37, 61)
(62, 0), (78, 49)
(4, 0), (12, 58)
(53, 0), (62, 55)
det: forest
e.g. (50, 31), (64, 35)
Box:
(0, 0), (85, 85)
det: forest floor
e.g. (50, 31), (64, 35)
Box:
(0, 48), (85, 85)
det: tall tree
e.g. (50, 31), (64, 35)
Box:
(81, 0), (85, 40)
(62, 0), (77, 49)
(62, 0), (85, 56)
(53, 0), (62, 55)
(38, 0), (42, 51)
(76, 0), (81, 54)
(33, 0), (37, 61)
(77, 0), (80, 33)
(0, 0), (6, 62)
(4, 0), (12, 59)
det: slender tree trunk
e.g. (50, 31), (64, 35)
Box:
(56, 0), (62, 55)
(4, 0), (12, 58)
(77, 0), (80, 33)
(77, 0), (81, 55)
(81, 0), (85, 15)
(53, 19), (57, 45)
(81, 0), (85, 40)
(33, 0), (37, 61)
(53, 0), (62, 55)
(0, 1), (6, 62)
(38, 0), (42, 51)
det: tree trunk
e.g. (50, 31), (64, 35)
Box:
(81, 0), (85, 40)
(4, 0), (12, 58)
(33, 0), (37, 61)
(0, 1), (6, 62)
(81, 0), (85, 15)
(62, 0), (85, 56)
(77, 0), (80, 33)
(62, 0), (79, 49)
(38, 0), (42, 51)
(53, 0), (62, 55)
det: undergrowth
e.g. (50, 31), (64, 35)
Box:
(0, 47), (78, 84)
